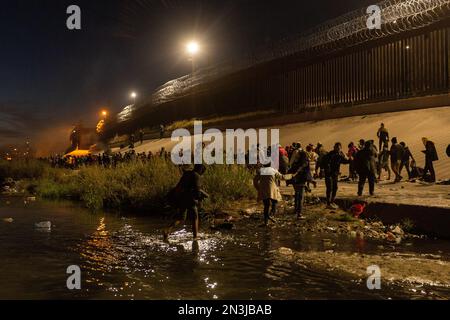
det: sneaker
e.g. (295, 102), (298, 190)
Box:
(330, 203), (339, 209)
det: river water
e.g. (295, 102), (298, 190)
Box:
(0, 197), (449, 300)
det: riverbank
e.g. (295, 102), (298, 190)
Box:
(0, 157), (450, 243)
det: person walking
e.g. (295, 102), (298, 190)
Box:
(315, 142), (327, 179)
(164, 164), (208, 240)
(421, 137), (438, 183)
(139, 129), (145, 145)
(377, 145), (391, 181)
(347, 142), (359, 181)
(399, 142), (415, 180)
(377, 123), (390, 152)
(355, 141), (377, 196)
(159, 124), (165, 139)
(390, 137), (404, 182)
(321, 143), (350, 209)
(253, 164), (287, 226)
(288, 148), (310, 218)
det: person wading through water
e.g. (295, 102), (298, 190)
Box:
(164, 164), (208, 240)
(321, 142), (350, 209)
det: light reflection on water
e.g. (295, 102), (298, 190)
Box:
(0, 198), (449, 300)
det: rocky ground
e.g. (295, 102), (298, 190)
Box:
(208, 196), (423, 244)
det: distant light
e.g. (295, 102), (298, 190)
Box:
(130, 92), (137, 99)
(406, 45), (410, 49)
(186, 41), (200, 56)
(101, 110), (108, 117)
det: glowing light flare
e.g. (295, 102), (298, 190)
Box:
(186, 41), (200, 56)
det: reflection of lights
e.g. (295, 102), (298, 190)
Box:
(97, 217), (108, 236)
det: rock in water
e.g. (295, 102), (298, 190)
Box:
(35, 221), (52, 231)
(278, 247), (294, 256)
(391, 225), (404, 236)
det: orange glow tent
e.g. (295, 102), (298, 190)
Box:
(64, 148), (91, 158)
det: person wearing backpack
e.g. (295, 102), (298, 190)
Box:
(164, 164), (208, 240)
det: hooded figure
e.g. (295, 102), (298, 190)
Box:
(354, 141), (377, 196)
(421, 138), (438, 182)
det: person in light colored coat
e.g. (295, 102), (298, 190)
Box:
(253, 165), (287, 226)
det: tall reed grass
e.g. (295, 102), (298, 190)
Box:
(1, 158), (256, 212)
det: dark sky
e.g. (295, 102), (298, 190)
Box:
(0, 0), (373, 149)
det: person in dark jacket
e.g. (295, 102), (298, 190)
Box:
(288, 148), (310, 218)
(377, 145), (391, 181)
(399, 142), (415, 180)
(164, 164), (208, 240)
(377, 123), (390, 152)
(421, 138), (438, 183)
(390, 137), (404, 182)
(321, 143), (350, 209)
(355, 141), (377, 196)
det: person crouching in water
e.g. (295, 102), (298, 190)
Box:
(164, 164), (208, 240)
(253, 163), (288, 226)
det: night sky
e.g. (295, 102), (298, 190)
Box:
(0, 0), (373, 150)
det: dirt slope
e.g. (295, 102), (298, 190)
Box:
(121, 106), (450, 179)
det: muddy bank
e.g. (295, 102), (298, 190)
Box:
(216, 198), (425, 244)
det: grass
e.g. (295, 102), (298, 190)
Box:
(1, 158), (256, 213)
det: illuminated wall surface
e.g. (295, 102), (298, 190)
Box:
(105, 0), (450, 136)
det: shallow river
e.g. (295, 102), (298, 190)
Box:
(0, 197), (449, 300)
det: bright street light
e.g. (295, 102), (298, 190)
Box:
(130, 92), (137, 99)
(186, 41), (200, 56)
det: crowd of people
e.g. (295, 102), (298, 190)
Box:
(48, 148), (171, 169)
(41, 122), (448, 239)
(253, 123), (442, 227)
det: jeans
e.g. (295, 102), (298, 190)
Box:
(358, 172), (375, 196)
(293, 185), (305, 216)
(263, 199), (278, 224)
(325, 174), (339, 204)
(399, 161), (411, 179)
(391, 160), (402, 181)
(423, 158), (436, 182)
